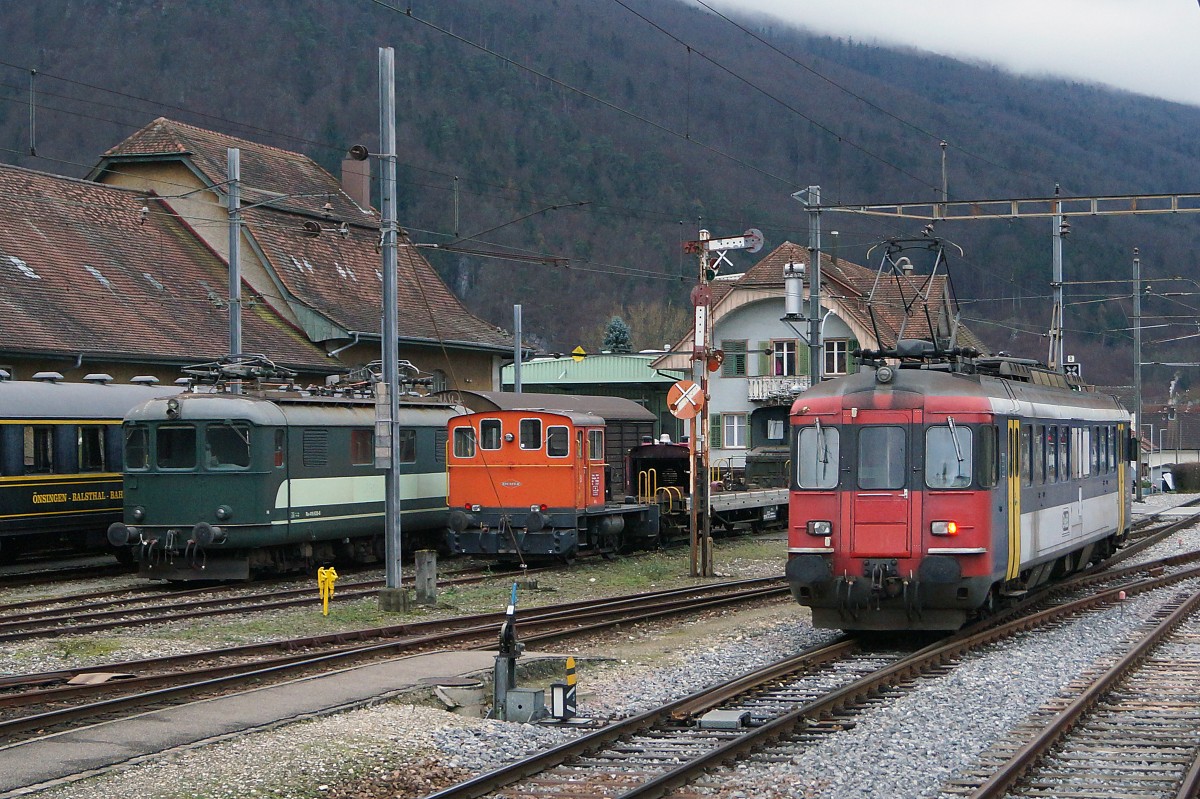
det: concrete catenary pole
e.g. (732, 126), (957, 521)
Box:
(378, 46), (407, 609)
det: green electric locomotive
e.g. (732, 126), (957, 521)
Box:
(108, 364), (459, 581)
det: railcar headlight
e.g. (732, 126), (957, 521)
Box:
(215, 505), (233, 521)
(131, 506), (145, 522)
(931, 520), (959, 536)
(806, 520), (833, 536)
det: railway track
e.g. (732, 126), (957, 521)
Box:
(948, 586), (1200, 798)
(416, 562), (1200, 799)
(0, 577), (788, 744)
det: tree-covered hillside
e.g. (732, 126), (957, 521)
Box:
(3, 0), (1199, 391)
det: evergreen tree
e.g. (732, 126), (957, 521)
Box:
(603, 316), (633, 353)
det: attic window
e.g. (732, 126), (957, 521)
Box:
(7, 256), (40, 280)
(84, 264), (113, 289)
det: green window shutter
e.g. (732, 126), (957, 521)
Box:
(757, 341), (771, 376)
(796, 345), (809, 376)
(721, 341), (747, 377)
(847, 338), (860, 374)
(710, 413), (722, 447)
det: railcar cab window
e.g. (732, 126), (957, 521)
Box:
(547, 425), (569, 457)
(395, 429), (416, 463)
(125, 426), (149, 470)
(453, 426), (476, 458)
(479, 419), (502, 450)
(519, 419), (542, 450)
(796, 423), (839, 489)
(859, 426), (906, 489)
(157, 425), (197, 469)
(206, 423), (251, 470)
(588, 429), (604, 461)
(925, 422), (973, 488)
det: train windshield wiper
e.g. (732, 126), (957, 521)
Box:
(815, 419), (828, 465)
(947, 417), (964, 463)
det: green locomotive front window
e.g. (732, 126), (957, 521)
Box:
(925, 424), (973, 489)
(858, 426), (906, 490)
(206, 423), (251, 470)
(78, 425), (106, 472)
(157, 424), (197, 469)
(796, 423), (839, 489)
(125, 425), (149, 470)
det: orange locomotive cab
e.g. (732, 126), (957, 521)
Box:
(445, 409), (659, 560)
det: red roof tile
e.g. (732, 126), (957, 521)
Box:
(0, 163), (334, 372)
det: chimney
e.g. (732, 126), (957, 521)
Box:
(341, 157), (371, 210)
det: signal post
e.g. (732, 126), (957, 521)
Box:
(680, 227), (763, 577)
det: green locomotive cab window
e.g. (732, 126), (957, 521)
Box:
(858, 426), (906, 490)
(547, 425), (569, 458)
(157, 424), (197, 470)
(453, 426), (476, 459)
(125, 425), (149, 470)
(396, 429), (416, 463)
(350, 429), (373, 466)
(206, 423), (251, 470)
(78, 425), (106, 472)
(479, 419), (502, 450)
(23, 425), (53, 474)
(274, 429), (285, 468)
(519, 418), (542, 450)
(925, 423), (973, 489)
(796, 423), (839, 489)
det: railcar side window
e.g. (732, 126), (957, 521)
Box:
(23, 425), (53, 474)
(157, 424), (197, 469)
(125, 426), (149, 470)
(0, 426), (21, 476)
(1060, 426), (1070, 480)
(396, 429), (416, 463)
(479, 419), (502, 450)
(519, 419), (542, 450)
(453, 427), (476, 458)
(588, 429), (604, 461)
(978, 425), (999, 488)
(350, 429), (373, 466)
(206, 423), (251, 469)
(859, 426), (906, 490)
(796, 424), (839, 489)
(78, 425), (106, 472)
(1033, 425), (1045, 484)
(547, 425), (569, 457)
(1020, 425), (1032, 487)
(925, 424), (973, 489)
(1046, 426), (1058, 483)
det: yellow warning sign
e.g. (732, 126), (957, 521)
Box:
(571, 346), (587, 363)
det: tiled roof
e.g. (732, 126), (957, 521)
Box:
(0, 163), (334, 372)
(96, 117), (374, 222)
(245, 206), (512, 349)
(736, 241), (990, 352)
(96, 118), (512, 352)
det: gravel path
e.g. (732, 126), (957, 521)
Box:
(19, 495), (1200, 799)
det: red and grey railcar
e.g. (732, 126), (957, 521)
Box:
(786, 350), (1131, 631)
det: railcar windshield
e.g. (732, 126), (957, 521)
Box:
(858, 426), (906, 489)
(796, 422), (839, 489)
(205, 423), (251, 469)
(926, 423), (973, 488)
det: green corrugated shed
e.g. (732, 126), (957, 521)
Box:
(502, 353), (686, 440)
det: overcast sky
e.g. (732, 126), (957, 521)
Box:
(714, 0), (1200, 108)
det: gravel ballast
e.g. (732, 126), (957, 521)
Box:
(17, 495), (1200, 799)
